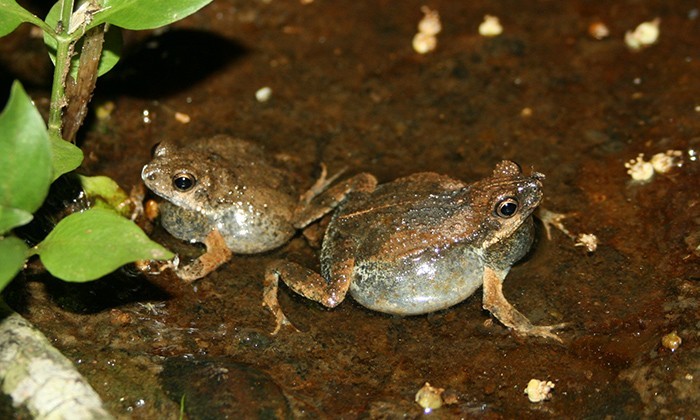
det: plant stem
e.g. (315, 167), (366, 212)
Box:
(47, 36), (70, 140)
(47, 0), (75, 142)
(63, 24), (105, 142)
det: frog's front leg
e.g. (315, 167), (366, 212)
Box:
(293, 172), (377, 229)
(481, 266), (566, 342)
(263, 257), (355, 334)
(176, 229), (233, 283)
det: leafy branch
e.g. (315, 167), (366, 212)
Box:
(0, 0), (213, 288)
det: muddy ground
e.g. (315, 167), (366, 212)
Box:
(1, 0), (699, 418)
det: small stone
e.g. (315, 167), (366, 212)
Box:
(625, 18), (660, 51)
(588, 21), (610, 40)
(625, 154), (654, 181)
(415, 382), (444, 413)
(255, 86), (272, 102)
(524, 379), (555, 403)
(479, 15), (503, 37)
(661, 331), (682, 351)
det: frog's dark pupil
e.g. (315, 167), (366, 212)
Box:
(496, 198), (518, 218)
(173, 174), (195, 191)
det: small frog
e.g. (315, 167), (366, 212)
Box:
(264, 161), (565, 341)
(141, 135), (377, 281)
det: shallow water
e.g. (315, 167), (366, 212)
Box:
(2, 0), (699, 418)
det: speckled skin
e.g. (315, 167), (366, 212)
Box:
(142, 135), (377, 282)
(325, 166), (540, 315)
(265, 161), (564, 340)
(142, 135), (298, 253)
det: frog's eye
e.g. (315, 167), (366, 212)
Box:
(495, 197), (518, 218)
(172, 173), (196, 192)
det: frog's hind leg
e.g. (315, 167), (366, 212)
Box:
(481, 266), (566, 343)
(263, 258), (354, 334)
(298, 163), (345, 205)
(176, 229), (233, 283)
(293, 172), (377, 229)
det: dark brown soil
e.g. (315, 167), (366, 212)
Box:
(2, 1), (699, 418)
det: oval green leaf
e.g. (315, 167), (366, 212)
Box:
(79, 175), (132, 217)
(92, 0), (213, 30)
(0, 235), (28, 291)
(0, 0), (43, 37)
(50, 134), (83, 181)
(0, 206), (33, 235)
(36, 208), (173, 282)
(0, 81), (52, 213)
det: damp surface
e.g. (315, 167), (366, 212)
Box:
(2, 0), (699, 418)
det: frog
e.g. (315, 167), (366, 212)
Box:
(141, 134), (377, 282)
(264, 161), (566, 341)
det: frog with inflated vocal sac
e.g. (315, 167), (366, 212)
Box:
(141, 135), (377, 281)
(264, 161), (566, 341)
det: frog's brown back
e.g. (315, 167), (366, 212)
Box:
(189, 135), (296, 196)
(330, 172), (484, 261)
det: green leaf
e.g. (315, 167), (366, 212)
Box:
(44, 5), (124, 78)
(0, 206), (33, 235)
(0, 0), (41, 37)
(0, 235), (28, 291)
(79, 175), (132, 217)
(92, 0), (213, 30)
(0, 81), (52, 213)
(36, 208), (173, 282)
(50, 134), (83, 181)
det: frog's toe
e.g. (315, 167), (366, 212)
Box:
(268, 313), (300, 335)
(525, 324), (568, 343)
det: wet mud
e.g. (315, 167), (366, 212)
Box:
(1, 0), (699, 418)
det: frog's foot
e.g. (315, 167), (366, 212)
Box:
(515, 322), (569, 342)
(537, 208), (599, 252)
(536, 208), (575, 241)
(262, 268), (299, 335)
(176, 229), (233, 283)
(299, 163), (347, 206)
(482, 266), (565, 343)
(293, 172), (378, 229)
(264, 259), (354, 334)
(134, 255), (179, 275)
(128, 183), (147, 221)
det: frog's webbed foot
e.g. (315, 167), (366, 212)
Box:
(293, 172), (378, 229)
(263, 267), (299, 335)
(536, 208), (574, 241)
(537, 208), (599, 252)
(482, 266), (566, 343)
(516, 322), (569, 342)
(176, 229), (233, 283)
(263, 258), (354, 334)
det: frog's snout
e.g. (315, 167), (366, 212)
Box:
(141, 164), (156, 182)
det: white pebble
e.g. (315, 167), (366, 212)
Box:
(650, 150), (683, 173)
(479, 15), (503, 37)
(524, 379), (555, 403)
(415, 382), (444, 413)
(255, 86), (272, 102)
(625, 18), (660, 50)
(625, 154), (655, 181)
(588, 21), (610, 40)
(174, 112), (190, 124)
(413, 6), (441, 54)
(575, 233), (599, 253)
(412, 32), (437, 54)
(417, 6), (441, 36)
